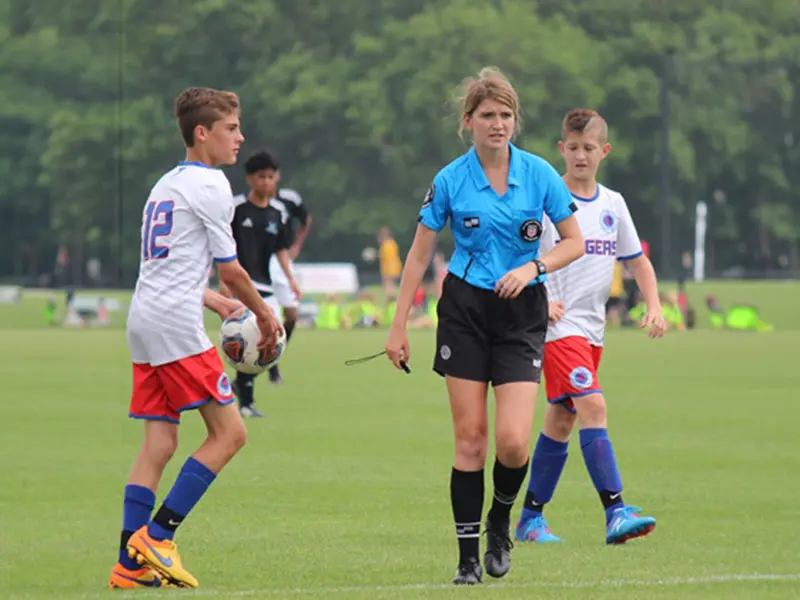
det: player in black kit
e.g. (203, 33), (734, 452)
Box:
(223, 151), (302, 417)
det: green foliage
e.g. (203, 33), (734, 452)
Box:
(0, 0), (798, 283)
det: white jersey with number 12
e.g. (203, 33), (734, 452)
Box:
(127, 162), (238, 366)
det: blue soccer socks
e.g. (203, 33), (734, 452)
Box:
(579, 428), (625, 522)
(148, 457), (217, 541)
(120, 484), (156, 569)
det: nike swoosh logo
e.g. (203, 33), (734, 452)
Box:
(140, 536), (174, 568)
(117, 573), (161, 587)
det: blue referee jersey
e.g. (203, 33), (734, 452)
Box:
(418, 143), (577, 290)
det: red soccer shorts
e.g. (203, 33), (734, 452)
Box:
(129, 347), (234, 424)
(544, 336), (604, 413)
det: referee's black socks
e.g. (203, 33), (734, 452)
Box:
(451, 468), (484, 564)
(487, 457), (529, 526)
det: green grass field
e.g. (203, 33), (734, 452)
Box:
(1, 281), (799, 599)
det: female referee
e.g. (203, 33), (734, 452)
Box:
(385, 67), (585, 585)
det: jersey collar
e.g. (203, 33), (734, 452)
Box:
(177, 161), (217, 170)
(467, 143), (521, 190)
(570, 184), (601, 202)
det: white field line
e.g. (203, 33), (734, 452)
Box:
(115, 572), (800, 597)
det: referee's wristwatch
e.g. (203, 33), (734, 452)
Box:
(532, 259), (547, 277)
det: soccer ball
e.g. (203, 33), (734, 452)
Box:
(219, 309), (287, 375)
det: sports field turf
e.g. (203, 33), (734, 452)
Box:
(1, 281), (798, 599)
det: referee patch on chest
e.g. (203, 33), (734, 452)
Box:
(520, 219), (542, 242)
(463, 216), (480, 229)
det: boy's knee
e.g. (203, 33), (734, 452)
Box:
(229, 421), (247, 453)
(543, 404), (577, 441)
(214, 419), (247, 461)
(144, 429), (178, 465)
(283, 308), (299, 326)
(575, 393), (607, 429)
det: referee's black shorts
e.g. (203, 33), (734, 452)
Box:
(433, 273), (548, 386)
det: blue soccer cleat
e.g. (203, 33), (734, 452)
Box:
(514, 515), (562, 543)
(605, 505), (656, 545)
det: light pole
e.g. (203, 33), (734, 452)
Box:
(659, 55), (672, 280)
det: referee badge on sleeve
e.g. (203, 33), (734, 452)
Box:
(520, 219), (542, 242)
(422, 183), (435, 208)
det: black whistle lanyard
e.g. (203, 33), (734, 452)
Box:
(344, 350), (411, 374)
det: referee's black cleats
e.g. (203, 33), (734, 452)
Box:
(483, 518), (513, 578)
(452, 557), (482, 585)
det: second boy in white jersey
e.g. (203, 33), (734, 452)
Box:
(515, 109), (667, 546)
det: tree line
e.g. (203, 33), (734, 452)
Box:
(1, 0), (798, 285)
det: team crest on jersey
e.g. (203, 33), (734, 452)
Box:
(520, 219), (542, 242)
(266, 221), (279, 235)
(217, 373), (232, 397)
(569, 366), (593, 390)
(600, 210), (617, 234)
(422, 183), (435, 208)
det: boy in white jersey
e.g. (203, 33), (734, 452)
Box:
(515, 109), (666, 546)
(110, 87), (282, 590)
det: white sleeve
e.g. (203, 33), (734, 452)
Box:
(194, 181), (238, 262)
(539, 214), (563, 300)
(539, 214), (557, 254)
(616, 195), (643, 261)
(279, 188), (303, 205)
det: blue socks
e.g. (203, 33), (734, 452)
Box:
(148, 457), (217, 541)
(519, 428), (626, 526)
(579, 428), (624, 522)
(120, 484), (156, 569)
(520, 434), (569, 522)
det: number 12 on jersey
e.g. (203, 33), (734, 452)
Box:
(143, 200), (175, 260)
